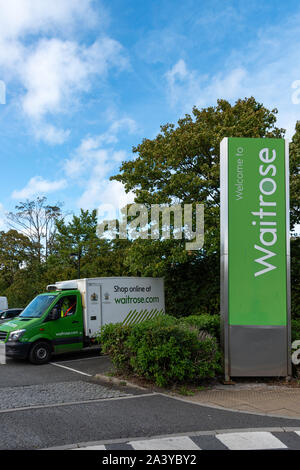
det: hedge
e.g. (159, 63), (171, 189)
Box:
(99, 314), (221, 387)
(292, 318), (300, 342)
(179, 314), (220, 339)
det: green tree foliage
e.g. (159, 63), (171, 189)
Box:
(0, 230), (36, 287)
(180, 314), (221, 339)
(53, 210), (132, 279)
(99, 315), (221, 387)
(122, 238), (219, 316)
(4, 263), (44, 308)
(0, 98), (298, 317)
(7, 196), (62, 262)
(112, 98), (284, 223)
(289, 121), (300, 229)
(0, 230), (41, 307)
(291, 237), (300, 318)
(54, 209), (99, 278)
(0, 204), (131, 307)
(84, 239), (132, 278)
(111, 97), (295, 316)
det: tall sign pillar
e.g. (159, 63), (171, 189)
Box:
(220, 138), (291, 379)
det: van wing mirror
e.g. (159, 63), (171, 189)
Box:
(49, 307), (60, 321)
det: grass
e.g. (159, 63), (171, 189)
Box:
(176, 386), (195, 396)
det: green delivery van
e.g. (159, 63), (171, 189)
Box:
(0, 277), (165, 364)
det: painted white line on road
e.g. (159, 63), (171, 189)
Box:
(53, 355), (104, 364)
(49, 362), (92, 377)
(0, 393), (157, 414)
(129, 436), (201, 451)
(44, 428), (300, 450)
(216, 431), (287, 450)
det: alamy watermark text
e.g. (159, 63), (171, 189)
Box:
(97, 203), (204, 250)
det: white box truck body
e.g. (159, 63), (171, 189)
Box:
(0, 297), (8, 311)
(52, 277), (165, 338)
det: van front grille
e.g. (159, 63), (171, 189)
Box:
(0, 331), (8, 342)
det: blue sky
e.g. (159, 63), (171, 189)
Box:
(0, 0), (299, 228)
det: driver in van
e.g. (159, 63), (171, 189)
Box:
(60, 297), (76, 318)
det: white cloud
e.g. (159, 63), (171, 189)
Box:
(108, 117), (138, 136)
(33, 123), (71, 145)
(62, 117), (137, 213)
(12, 176), (66, 200)
(0, 0), (98, 41)
(0, 0), (127, 144)
(96, 180), (135, 221)
(64, 145), (114, 181)
(165, 12), (300, 138)
(21, 37), (126, 121)
(64, 118), (137, 179)
(165, 59), (191, 106)
(68, 143), (129, 210)
(0, 0), (99, 73)
(165, 59), (246, 110)
(77, 159), (131, 210)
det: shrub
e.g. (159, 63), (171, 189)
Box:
(99, 322), (133, 371)
(99, 315), (221, 387)
(292, 318), (300, 342)
(180, 314), (220, 340)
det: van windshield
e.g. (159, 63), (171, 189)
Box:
(19, 295), (57, 319)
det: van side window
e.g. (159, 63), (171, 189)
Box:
(59, 296), (77, 318)
(7, 311), (16, 318)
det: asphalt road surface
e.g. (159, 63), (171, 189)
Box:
(1, 351), (300, 450)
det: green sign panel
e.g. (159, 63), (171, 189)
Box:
(228, 138), (287, 325)
(220, 137), (290, 378)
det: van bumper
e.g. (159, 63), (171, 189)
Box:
(5, 341), (31, 359)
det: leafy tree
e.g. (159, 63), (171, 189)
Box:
(112, 97), (284, 213)
(111, 97), (299, 316)
(291, 236), (300, 318)
(82, 238), (132, 278)
(3, 263), (45, 308)
(112, 98), (288, 255)
(0, 230), (36, 285)
(0, 230), (42, 307)
(54, 209), (99, 278)
(288, 120), (300, 229)
(7, 196), (63, 262)
(0, 98), (298, 316)
(288, 121), (300, 318)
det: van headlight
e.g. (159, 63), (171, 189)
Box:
(8, 329), (26, 342)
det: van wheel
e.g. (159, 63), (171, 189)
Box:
(29, 341), (52, 364)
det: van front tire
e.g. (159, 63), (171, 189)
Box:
(29, 341), (52, 364)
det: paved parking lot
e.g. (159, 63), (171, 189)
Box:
(0, 349), (110, 389)
(0, 349), (146, 412)
(2, 350), (300, 450)
(0, 381), (130, 410)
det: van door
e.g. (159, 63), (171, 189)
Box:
(87, 283), (102, 337)
(46, 293), (84, 354)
